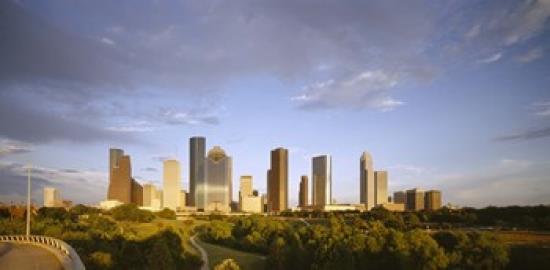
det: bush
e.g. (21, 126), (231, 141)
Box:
(214, 259), (240, 270)
(156, 208), (176, 220)
(111, 204), (154, 223)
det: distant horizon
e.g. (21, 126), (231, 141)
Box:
(1, 0), (549, 208)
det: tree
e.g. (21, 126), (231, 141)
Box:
(147, 237), (176, 270)
(156, 208), (176, 220)
(214, 258), (240, 270)
(111, 204), (154, 222)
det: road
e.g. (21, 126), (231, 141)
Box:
(0, 242), (63, 270)
(190, 234), (209, 270)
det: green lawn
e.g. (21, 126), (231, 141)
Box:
(197, 239), (267, 270)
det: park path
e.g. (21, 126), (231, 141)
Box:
(190, 234), (209, 270)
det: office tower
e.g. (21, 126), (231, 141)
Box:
(204, 146), (232, 212)
(299, 175), (308, 207)
(156, 190), (164, 209)
(312, 155), (332, 206)
(109, 155), (132, 203)
(143, 184), (157, 207)
(108, 148), (124, 192)
(163, 160), (182, 211)
(131, 179), (143, 206)
(374, 171), (388, 205)
(393, 191), (406, 204)
(406, 188), (425, 211)
(360, 151), (375, 210)
(179, 190), (187, 209)
(43, 187), (60, 207)
(189, 137), (205, 207)
(239, 176), (253, 209)
(267, 147), (288, 212)
(425, 190), (442, 211)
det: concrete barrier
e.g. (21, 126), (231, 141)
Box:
(0, 235), (85, 270)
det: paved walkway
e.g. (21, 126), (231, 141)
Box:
(190, 234), (209, 270)
(0, 242), (63, 270)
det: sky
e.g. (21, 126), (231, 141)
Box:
(1, 0), (549, 208)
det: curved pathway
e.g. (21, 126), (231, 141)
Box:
(190, 234), (209, 270)
(0, 242), (63, 270)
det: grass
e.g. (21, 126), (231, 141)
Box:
(495, 231), (550, 247)
(197, 239), (267, 270)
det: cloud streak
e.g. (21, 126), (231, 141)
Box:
(494, 126), (550, 141)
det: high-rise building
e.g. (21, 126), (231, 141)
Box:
(131, 179), (143, 206)
(360, 152), (375, 210)
(163, 160), (182, 211)
(406, 188), (425, 211)
(43, 187), (60, 207)
(374, 171), (388, 206)
(108, 148), (124, 194)
(393, 191), (406, 204)
(299, 175), (308, 207)
(143, 184), (157, 207)
(189, 137), (205, 207)
(239, 176), (252, 209)
(424, 190), (442, 210)
(267, 147), (288, 212)
(203, 146), (232, 212)
(312, 155), (332, 206)
(179, 190), (187, 209)
(109, 155), (132, 203)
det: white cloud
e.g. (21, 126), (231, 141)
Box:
(517, 47), (544, 63)
(159, 109), (219, 126)
(465, 24), (481, 39)
(532, 101), (550, 117)
(503, 0), (550, 45)
(291, 70), (403, 111)
(478, 52), (502, 63)
(100, 37), (115, 46)
(0, 138), (32, 157)
(106, 121), (156, 132)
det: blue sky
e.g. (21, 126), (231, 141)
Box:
(1, 0), (549, 207)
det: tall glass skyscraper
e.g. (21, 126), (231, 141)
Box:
(203, 146), (232, 212)
(189, 137), (205, 207)
(360, 151), (375, 210)
(312, 155), (332, 206)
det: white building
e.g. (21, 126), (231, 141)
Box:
(43, 187), (61, 207)
(163, 160), (182, 211)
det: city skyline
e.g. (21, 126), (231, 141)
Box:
(1, 0), (549, 208)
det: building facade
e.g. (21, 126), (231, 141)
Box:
(267, 148), (288, 212)
(203, 146), (232, 212)
(374, 171), (388, 206)
(406, 188), (425, 211)
(424, 190), (442, 210)
(360, 152), (375, 210)
(393, 191), (406, 204)
(43, 187), (61, 207)
(163, 159), (182, 211)
(131, 179), (143, 206)
(312, 155), (332, 206)
(108, 155), (132, 203)
(239, 175), (253, 210)
(299, 175), (308, 207)
(189, 136), (205, 207)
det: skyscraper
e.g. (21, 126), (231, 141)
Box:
(109, 155), (132, 203)
(374, 171), (388, 206)
(425, 190), (442, 210)
(163, 159), (182, 211)
(299, 175), (308, 207)
(360, 152), (375, 210)
(204, 146), (232, 212)
(406, 188), (425, 211)
(43, 187), (60, 207)
(312, 155), (332, 206)
(142, 184), (157, 207)
(393, 191), (406, 204)
(267, 147), (288, 212)
(189, 137), (205, 207)
(239, 175), (253, 210)
(107, 148), (124, 200)
(131, 179), (143, 206)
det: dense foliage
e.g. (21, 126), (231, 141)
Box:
(201, 215), (511, 270)
(156, 208), (177, 220)
(0, 205), (202, 270)
(110, 204), (155, 222)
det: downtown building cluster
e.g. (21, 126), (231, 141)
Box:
(97, 136), (442, 214)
